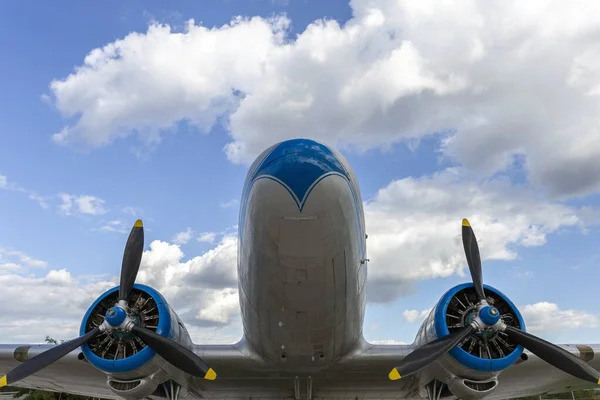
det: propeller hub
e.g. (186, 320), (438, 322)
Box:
(479, 306), (501, 326)
(105, 306), (127, 327)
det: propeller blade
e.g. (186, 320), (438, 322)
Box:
(131, 325), (216, 380)
(461, 218), (486, 302)
(505, 326), (600, 385)
(118, 219), (144, 301)
(0, 327), (101, 388)
(389, 325), (475, 380)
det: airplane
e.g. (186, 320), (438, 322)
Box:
(0, 138), (599, 400)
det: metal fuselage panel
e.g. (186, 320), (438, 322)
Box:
(237, 139), (367, 371)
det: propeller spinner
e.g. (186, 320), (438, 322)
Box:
(0, 220), (216, 389)
(389, 218), (600, 385)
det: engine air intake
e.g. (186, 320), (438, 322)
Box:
(446, 286), (521, 360)
(84, 288), (160, 361)
(434, 282), (525, 372)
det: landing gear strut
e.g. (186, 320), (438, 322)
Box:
(293, 376), (313, 400)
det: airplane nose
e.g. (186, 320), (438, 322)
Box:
(249, 138), (349, 211)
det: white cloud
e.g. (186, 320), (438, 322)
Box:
(98, 220), (128, 233)
(197, 232), (217, 244)
(172, 227), (195, 245)
(0, 262), (22, 272)
(59, 194), (108, 216)
(48, 1), (600, 197)
(0, 175), (51, 209)
(402, 308), (431, 323)
(45, 269), (73, 286)
(195, 288), (240, 325)
(122, 206), (144, 216)
(365, 169), (582, 302)
(220, 199), (239, 208)
(136, 235), (239, 327)
(28, 194), (49, 209)
(0, 248), (47, 269)
(0, 271), (116, 325)
(520, 302), (598, 334)
(0, 234), (240, 343)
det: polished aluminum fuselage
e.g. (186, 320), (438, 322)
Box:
(237, 140), (367, 371)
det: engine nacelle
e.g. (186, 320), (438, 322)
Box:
(80, 284), (194, 399)
(414, 283), (526, 397)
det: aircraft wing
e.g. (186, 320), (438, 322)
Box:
(199, 340), (600, 399)
(493, 344), (600, 400)
(2, 340), (600, 399)
(0, 341), (267, 399)
(0, 344), (112, 397)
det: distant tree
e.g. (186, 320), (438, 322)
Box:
(44, 336), (57, 345)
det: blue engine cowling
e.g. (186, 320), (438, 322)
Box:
(414, 283), (526, 379)
(80, 284), (194, 383)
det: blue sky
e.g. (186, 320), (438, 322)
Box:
(1, 0), (600, 345)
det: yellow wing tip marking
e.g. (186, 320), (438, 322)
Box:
(389, 368), (401, 381)
(462, 218), (471, 227)
(205, 368), (217, 380)
(597, 377), (600, 385)
(0, 375), (7, 388)
(134, 219), (143, 228)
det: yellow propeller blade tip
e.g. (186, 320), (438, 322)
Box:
(205, 368), (217, 381)
(597, 377), (600, 385)
(134, 219), (143, 228)
(388, 368), (401, 381)
(462, 218), (470, 227)
(0, 375), (7, 388)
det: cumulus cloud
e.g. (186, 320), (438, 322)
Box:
(0, 272), (116, 323)
(172, 227), (195, 245)
(0, 235), (240, 343)
(45, 269), (73, 286)
(47, 0), (600, 197)
(0, 175), (7, 188)
(402, 308), (432, 323)
(136, 235), (239, 327)
(197, 232), (217, 244)
(365, 169), (582, 302)
(520, 302), (598, 334)
(195, 288), (240, 326)
(59, 194), (108, 216)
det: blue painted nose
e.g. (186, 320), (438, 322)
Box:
(250, 139), (349, 210)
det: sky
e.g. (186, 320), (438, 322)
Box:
(1, 0), (600, 346)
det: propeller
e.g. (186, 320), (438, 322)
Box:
(0, 220), (216, 389)
(118, 219), (144, 302)
(389, 218), (600, 385)
(461, 219), (485, 302)
(389, 326), (475, 380)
